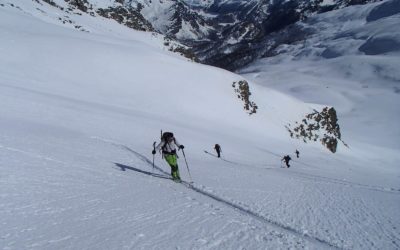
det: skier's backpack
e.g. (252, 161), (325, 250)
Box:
(162, 132), (174, 142)
(161, 132), (176, 155)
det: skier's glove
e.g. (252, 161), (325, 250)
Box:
(152, 150), (156, 155)
(179, 145), (184, 149)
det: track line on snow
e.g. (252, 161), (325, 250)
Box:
(114, 162), (341, 249)
(205, 147), (399, 194)
(93, 137), (343, 249)
(183, 182), (341, 249)
(271, 168), (400, 195)
(204, 150), (280, 170)
(256, 147), (400, 193)
(0, 144), (65, 164)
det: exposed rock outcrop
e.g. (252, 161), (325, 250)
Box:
(232, 80), (258, 115)
(286, 107), (347, 153)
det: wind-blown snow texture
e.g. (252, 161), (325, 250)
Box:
(0, 1), (399, 250)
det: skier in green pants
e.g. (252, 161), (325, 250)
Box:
(152, 132), (184, 181)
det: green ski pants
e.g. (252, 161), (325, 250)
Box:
(164, 154), (180, 179)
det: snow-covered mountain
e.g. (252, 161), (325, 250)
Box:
(141, 0), (382, 69)
(16, 0), (382, 70)
(0, 0), (399, 249)
(188, 0), (382, 69)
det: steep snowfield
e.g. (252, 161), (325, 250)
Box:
(0, 1), (399, 250)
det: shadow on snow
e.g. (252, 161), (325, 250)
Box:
(114, 163), (171, 180)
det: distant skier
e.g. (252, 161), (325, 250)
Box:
(281, 155), (292, 168)
(295, 149), (300, 158)
(152, 132), (184, 181)
(214, 144), (222, 158)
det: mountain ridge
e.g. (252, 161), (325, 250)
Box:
(27, 0), (382, 69)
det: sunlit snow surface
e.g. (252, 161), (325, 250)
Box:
(0, 1), (399, 249)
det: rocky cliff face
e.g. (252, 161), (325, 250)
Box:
(286, 107), (347, 153)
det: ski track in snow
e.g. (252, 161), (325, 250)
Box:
(0, 144), (65, 165)
(204, 150), (285, 169)
(205, 146), (400, 195)
(273, 168), (400, 195)
(92, 136), (400, 249)
(93, 136), (346, 249)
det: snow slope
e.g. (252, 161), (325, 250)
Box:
(0, 1), (399, 249)
(240, 0), (400, 164)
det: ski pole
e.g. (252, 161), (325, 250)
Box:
(181, 149), (193, 183)
(152, 141), (156, 172)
